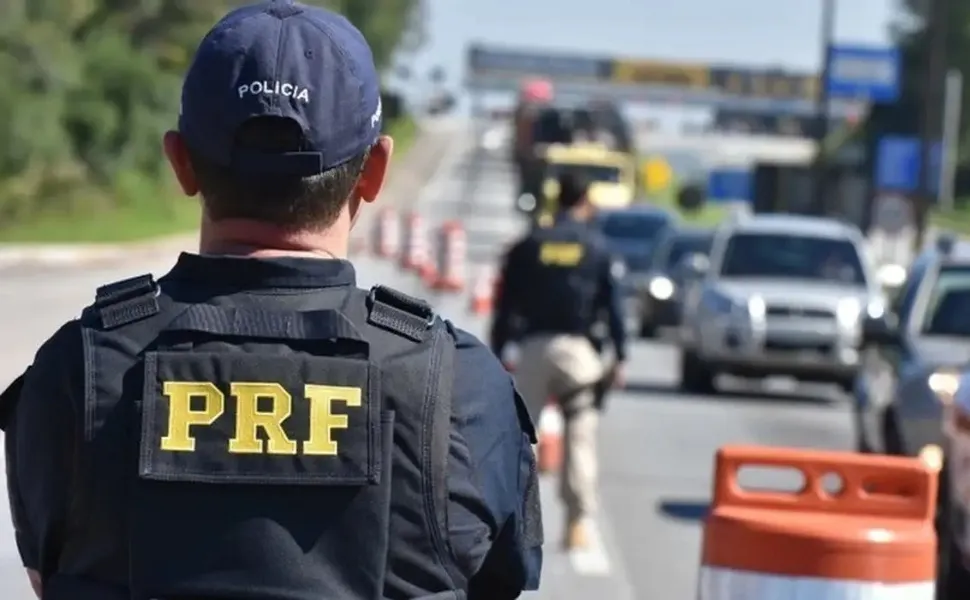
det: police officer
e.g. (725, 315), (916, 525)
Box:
(0, 2), (542, 598)
(490, 172), (627, 551)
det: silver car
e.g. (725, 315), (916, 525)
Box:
(677, 214), (883, 394)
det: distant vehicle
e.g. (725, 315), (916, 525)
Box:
(636, 227), (714, 338)
(851, 236), (970, 597)
(678, 214), (881, 394)
(594, 204), (675, 272)
(512, 93), (635, 213)
(530, 143), (638, 222)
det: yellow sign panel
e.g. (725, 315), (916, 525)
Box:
(642, 157), (673, 193)
(612, 60), (709, 88)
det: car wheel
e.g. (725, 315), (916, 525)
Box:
(938, 472), (970, 599)
(639, 320), (656, 339)
(680, 351), (716, 395)
(882, 409), (904, 455)
(852, 408), (872, 454)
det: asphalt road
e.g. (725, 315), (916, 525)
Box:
(0, 122), (856, 599)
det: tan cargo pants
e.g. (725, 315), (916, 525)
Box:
(515, 334), (604, 523)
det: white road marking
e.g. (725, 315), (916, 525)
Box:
(568, 517), (612, 576)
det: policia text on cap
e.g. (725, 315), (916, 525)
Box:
(490, 172), (628, 550)
(0, 2), (542, 599)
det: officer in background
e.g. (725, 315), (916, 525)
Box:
(0, 2), (541, 599)
(490, 172), (627, 550)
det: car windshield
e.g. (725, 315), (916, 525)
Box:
(719, 232), (866, 285)
(547, 163), (621, 183)
(920, 266), (970, 336)
(661, 234), (713, 269)
(598, 213), (669, 241)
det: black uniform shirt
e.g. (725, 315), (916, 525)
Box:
(5, 253), (542, 594)
(492, 215), (628, 362)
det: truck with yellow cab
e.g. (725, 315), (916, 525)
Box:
(533, 142), (638, 224)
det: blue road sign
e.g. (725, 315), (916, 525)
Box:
(874, 136), (941, 193)
(826, 45), (900, 102)
(707, 168), (752, 202)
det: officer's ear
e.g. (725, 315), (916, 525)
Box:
(163, 131), (200, 197)
(355, 136), (393, 204)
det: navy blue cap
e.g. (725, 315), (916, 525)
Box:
(178, 0), (383, 176)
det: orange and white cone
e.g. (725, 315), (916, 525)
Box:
(469, 267), (495, 315)
(400, 212), (436, 284)
(536, 399), (564, 474)
(372, 207), (400, 258)
(432, 220), (467, 292)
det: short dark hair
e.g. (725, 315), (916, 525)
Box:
(187, 117), (370, 230)
(557, 171), (590, 209)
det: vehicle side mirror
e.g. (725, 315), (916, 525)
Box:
(679, 253), (709, 278)
(862, 314), (900, 347)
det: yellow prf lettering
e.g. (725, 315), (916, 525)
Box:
(228, 382), (298, 455)
(303, 385), (363, 456)
(540, 243), (584, 266)
(160, 381), (225, 452)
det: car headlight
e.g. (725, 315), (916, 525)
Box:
(611, 259), (627, 279)
(836, 298), (861, 326)
(747, 295), (765, 319)
(648, 276), (674, 300)
(929, 370), (961, 400)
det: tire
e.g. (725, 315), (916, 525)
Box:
(853, 408), (872, 454)
(938, 471), (970, 599)
(680, 350), (716, 394)
(882, 409), (904, 455)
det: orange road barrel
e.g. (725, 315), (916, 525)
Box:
(699, 445), (939, 599)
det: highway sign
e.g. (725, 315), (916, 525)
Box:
(642, 156), (673, 193)
(464, 44), (864, 117)
(826, 45), (900, 102)
(466, 44), (612, 83)
(707, 168), (752, 202)
(874, 136), (941, 193)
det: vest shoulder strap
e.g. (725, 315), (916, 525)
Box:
(85, 273), (161, 330)
(366, 284), (435, 342)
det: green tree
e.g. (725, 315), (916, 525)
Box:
(0, 0), (423, 233)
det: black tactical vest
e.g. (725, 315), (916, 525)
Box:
(22, 274), (470, 600)
(519, 225), (601, 333)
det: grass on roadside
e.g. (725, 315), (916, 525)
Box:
(930, 200), (970, 236)
(0, 116), (419, 244)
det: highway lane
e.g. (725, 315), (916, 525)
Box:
(0, 122), (857, 599)
(435, 129), (857, 599)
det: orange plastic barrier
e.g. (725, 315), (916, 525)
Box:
(699, 445), (939, 599)
(536, 399), (563, 474)
(371, 207), (399, 258)
(432, 220), (467, 292)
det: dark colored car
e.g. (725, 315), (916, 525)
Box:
(636, 227), (714, 338)
(592, 206), (676, 333)
(853, 236), (970, 597)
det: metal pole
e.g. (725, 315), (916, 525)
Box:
(916, 0), (948, 249)
(938, 69), (963, 211)
(812, 0), (836, 214)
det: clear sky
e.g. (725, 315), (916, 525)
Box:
(399, 0), (897, 123)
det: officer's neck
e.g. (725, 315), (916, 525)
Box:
(199, 216), (349, 260)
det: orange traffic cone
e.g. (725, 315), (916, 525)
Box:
(432, 220), (467, 292)
(469, 267), (495, 315)
(536, 399), (564, 474)
(372, 207), (399, 258)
